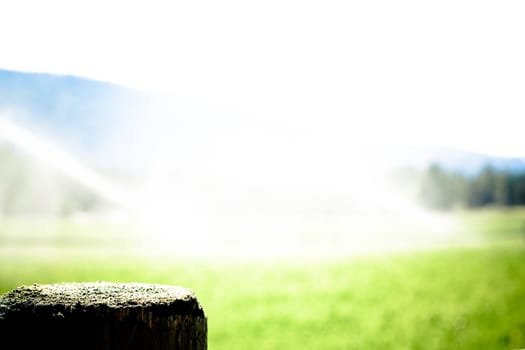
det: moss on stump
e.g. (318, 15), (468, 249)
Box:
(0, 282), (207, 349)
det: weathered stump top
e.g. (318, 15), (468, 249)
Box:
(0, 282), (205, 318)
(0, 282), (207, 350)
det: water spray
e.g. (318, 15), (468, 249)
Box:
(0, 115), (466, 258)
(0, 116), (138, 212)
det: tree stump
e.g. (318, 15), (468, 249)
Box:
(0, 282), (207, 349)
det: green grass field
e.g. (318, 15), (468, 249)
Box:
(1, 208), (525, 349)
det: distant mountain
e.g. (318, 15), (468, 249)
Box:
(0, 69), (210, 174)
(0, 69), (150, 168)
(1, 69), (525, 178)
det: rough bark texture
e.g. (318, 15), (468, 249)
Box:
(0, 282), (207, 349)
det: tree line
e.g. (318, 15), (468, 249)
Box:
(419, 164), (525, 210)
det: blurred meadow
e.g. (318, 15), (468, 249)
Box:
(1, 208), (525, 349)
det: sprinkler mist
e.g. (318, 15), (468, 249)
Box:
(0, 115), (469, 260)
(0, 116), (138, 212)
(0, 115), (212, 255)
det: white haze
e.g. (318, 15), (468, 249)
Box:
(0, 109), (474, 260)
(2, 0), (523, 257)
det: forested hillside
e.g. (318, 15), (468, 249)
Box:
(419, 164), (525, 210)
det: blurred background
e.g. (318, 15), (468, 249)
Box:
(1, 1), (525, 348)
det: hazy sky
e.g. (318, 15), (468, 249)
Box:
(1, 0), (525, 157)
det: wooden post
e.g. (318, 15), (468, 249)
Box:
(0, 282), (207, 349)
